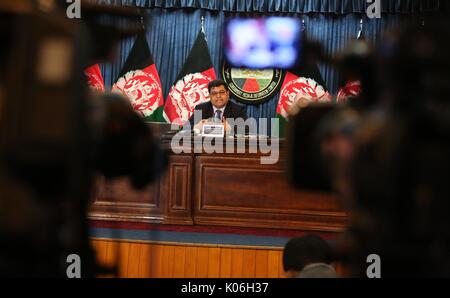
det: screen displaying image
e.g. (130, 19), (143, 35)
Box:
(224, 17), (302, 69)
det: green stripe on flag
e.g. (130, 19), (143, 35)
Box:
(274, 114), (288, 138)
(143, 106), (166, 122)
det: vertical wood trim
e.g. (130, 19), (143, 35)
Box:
(208, 247), (221, 278)
(196, 247), (209, 278)
(255, 250), (269, 278)
(267, 250), (280, 278)
(103, 241), (119, 277)
(138, 244), (151, 278)
(127, 243), (141, 277)
(279, 251), (285, 278)
(230, 248), (244, 278)
(219, 248), (232, 277)
(242, 249), (256, 278)
(150, 244), (164, 278)
(184, 247), (198, 277)
(172, 246), (186, 278)
(118, 242), (130, 277)
(161, 245), (175, 278)
(91, 240), (107, 266)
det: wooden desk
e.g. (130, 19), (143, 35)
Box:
(89, 136), (347, 233)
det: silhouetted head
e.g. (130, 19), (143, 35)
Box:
(283, 234), (334, 277)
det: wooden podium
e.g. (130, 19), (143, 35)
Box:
(89, 136), (347, 233)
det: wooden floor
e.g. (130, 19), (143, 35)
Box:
(91, 238), (286, 278)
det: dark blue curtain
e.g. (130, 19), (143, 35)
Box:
(97, 1), (429, 123)
(100, 10), (418, 123)
(96, 0), (447, 13)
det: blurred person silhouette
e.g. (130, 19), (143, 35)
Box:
(283, 234), (338, 278)
(0, 3), (165, 277)
(287, 17), (450, 277)
(335, 18), (450, 277)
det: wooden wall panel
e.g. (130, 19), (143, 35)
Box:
(172, 246), (186, 278)
(207, 247), (221, 278)
(242, 250), (256, 278)
(194, 155), (347, 232)
(196, 247), (209, 278)
(93, 239), (346, 278)
(267, 250), (281, 278)
(91, 240), (107, 266)
(150, 244), (164, 278)
(117, 242), (130, 277)
(219, 248), (232, 277)
(127, 243), (141, 278)
(89, 139), (348, 233)
(102, 241), (119, 278)
(138, 244), (151, 277)
(161, 245), (175, 278)
(255, 250), (269, 278)
(230, 249), (244, 278)
(278, 253), (286, 278)
(185, 247), (198, 277)
(90, 176), (163, 223)
(164, 155), (194, 225)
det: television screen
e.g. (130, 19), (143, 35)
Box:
(224, 17), (302, 69)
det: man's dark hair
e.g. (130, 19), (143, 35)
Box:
(208, 79), (229, 93)
(283, 235), (333, 272)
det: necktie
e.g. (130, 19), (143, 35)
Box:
(215, 109), (222, 122)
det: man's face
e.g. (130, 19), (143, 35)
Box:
(209, 85), (229, 109)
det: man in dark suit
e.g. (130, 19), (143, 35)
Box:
(187, 79), (248, 134)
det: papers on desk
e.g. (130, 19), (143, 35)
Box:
(201, 124), (225, 137)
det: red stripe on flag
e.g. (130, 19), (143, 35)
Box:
(276, 71), (299, 115)
(84, 64), (105, 92)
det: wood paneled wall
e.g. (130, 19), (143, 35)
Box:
(90, 238), (286, 278)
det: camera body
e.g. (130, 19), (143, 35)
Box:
(0, 5), (165, 277)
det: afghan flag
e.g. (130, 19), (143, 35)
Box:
(84, 64), (105, 92)
(275, 63), (331, 137)
(112, 34), (165, 122)
(163, 30), (216, 124)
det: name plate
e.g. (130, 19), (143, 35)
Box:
(202, 124), (225, 137)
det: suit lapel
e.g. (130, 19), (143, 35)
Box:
(223, 102), (232, 119)
(205, 102), (214, 119)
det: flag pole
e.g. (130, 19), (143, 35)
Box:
(357, 17), (364, 40)
(201, 15), (205, 33)
(140, 15), (145, 30)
